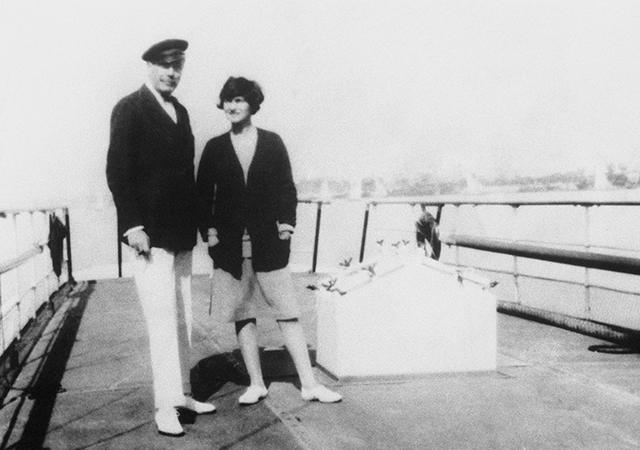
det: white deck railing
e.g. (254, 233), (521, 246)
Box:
(0, 208), (71, 354)
(4, 192), (640, 354)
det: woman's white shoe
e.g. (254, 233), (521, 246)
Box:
(239, 386), (269, 405)
(300, 385), (343, 403)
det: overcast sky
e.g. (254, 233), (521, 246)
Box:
(2, 0), (640, 209)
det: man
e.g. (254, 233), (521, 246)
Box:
(106, 38), (215, 437)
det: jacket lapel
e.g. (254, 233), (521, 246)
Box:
(222, 132), (248, 189)
(138, 85), (178, 133)
(247, 128), (265, 188)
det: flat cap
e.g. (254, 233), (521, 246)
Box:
(142, 39), (188, 63)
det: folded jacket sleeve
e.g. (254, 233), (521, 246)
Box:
(106, 99), (143, 233)
(274, 135), (297, 228)
(196, 142), (217, 242)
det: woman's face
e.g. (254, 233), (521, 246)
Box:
(223, 96), (252, 124)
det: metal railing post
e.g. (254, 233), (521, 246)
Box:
(28, 212), (36, 320)
(311, 202), (323, 273)
(64, 208), (74, 285)
(584, 205), (592, 318)
(359, 202), (371, 263)
(11, 214), (20, 314)
(0, 275), (3, 352)
(453, 205), (460, 267)
(117, 238), (123, 278)
(512, 205), (521, 304)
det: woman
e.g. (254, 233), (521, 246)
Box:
(197, 77), (342, 405)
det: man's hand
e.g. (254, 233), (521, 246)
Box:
(207, 228), (219, 247)
(128, 229), (150, 257)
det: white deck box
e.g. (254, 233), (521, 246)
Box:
(315, 256), (497, 379)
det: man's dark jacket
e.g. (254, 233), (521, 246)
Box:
(196, 129), (297, 279)
(106, 85), (198, 251)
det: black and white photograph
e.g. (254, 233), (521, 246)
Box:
(1, 0), (640, 448)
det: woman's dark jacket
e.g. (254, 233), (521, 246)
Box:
(196, 128), (297, 279)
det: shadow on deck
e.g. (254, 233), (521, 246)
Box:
(2, 274), (640, 449)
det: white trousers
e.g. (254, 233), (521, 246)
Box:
(132, 247), (193, 409)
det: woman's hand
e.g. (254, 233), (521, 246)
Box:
(127, 229), (150, 257)
(277, 221), (294, 240)
(279, 230), (292, 240)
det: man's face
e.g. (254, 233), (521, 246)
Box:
(147, 59), (184, 96)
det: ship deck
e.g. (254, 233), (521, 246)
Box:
(2, 273), (640, 449)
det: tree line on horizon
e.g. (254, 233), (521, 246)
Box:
(296, 163), (640, 199)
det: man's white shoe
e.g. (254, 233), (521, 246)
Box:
(239, 386), (268, 405)
(301, 385), (343, 403)
(155, 408), (184, 437)
(183, 395), (216, 414)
